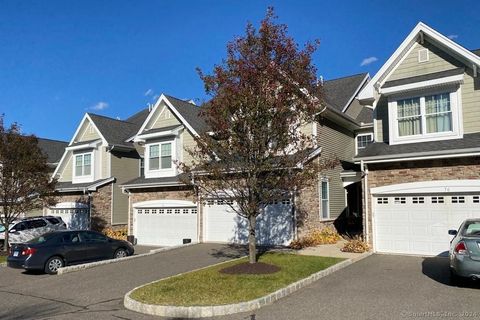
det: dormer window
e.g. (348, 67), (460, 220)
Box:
(149, 143), (172, 170)
(388, 88), (461, 145)
(356, 133), (373, 153)
(75, 153), (92, 177)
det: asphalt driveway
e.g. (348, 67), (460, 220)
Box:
(222, 254), (480, 320)
(0, 243), (247, 320)
(1, 250), (479, 320)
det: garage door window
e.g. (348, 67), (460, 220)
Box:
(394, 197), (406, 204)
(473, 196), (480, 203)
(412, 197), (424, 204)
(377, 197), (388, 204)
(452, 196), (465, 204)
(431, 196), (444, 204)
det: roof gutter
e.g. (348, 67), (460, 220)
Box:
(354, 147), (480, 164)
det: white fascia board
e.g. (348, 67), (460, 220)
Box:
(355, 148), (480, 164)
(50, 150), (69, 181)
(133, 125), (184, 143)
(342, 73), (370, 113)
(121, 182), (184, 190)
(134, 95), (165, 137)
(358, 22), (480, 102)
(69, 114), (107, 146)
(379, 74), (464, 95)
(87, 177), (115, 191)
(371, 179), (480, 195)
(65, 140), (102, 151)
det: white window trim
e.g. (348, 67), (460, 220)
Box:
(145, 139), (176, 178)
(355, 133), (374, 154)
(320, 178), (330, 220)
(72, 152), (94, 184)
(388, 86), (462, 145)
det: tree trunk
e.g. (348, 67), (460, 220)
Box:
(3, 229), (8, 252)
(248, 214), (257, 264)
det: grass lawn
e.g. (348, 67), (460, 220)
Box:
(130, 253), (343, 306)
(0, 256), (6, 263)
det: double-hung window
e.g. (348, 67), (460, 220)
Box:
(390, 90), (459, 144)
(149, 142), (172, 170)
(74, 153), (92, 177)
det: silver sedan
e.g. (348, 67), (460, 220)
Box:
(449, 219), (480, 282)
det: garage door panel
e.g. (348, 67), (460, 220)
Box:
(205, 201), (292, 246)
(374, 194), (480, 256)
(135, 206), (197, 246)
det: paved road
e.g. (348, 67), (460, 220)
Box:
(0, 243), (247, 320)
(222, 254), (480, 320)
(2, 250), (480, 320)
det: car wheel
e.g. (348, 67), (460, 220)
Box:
(114, 248), (128, 259)
(45, 256), (64, 274)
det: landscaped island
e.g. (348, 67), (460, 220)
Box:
(130, 253), (343, 306)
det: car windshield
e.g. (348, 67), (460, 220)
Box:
(26, 233), (56, 244)
(462, 221), (480, 236)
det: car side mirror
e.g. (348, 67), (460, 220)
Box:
(448, 230), (457, 236)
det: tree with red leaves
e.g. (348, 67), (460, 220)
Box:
(181, 8), (335, 264)
(0, 115), (57, 251)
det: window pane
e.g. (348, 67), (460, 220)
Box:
(322, 200), (329, 219)
(161, 156), (172, 169)
(83, 154), (91, 166)
(425, 94), (452, 133)
(161, 143), (171, 156)
(149, 145), (159, 170)
(357, 135), (372, 149)
(321, 181), (329, 219)
(150, 157), (159, 170)
(84, 164), (91, 175)
(150, 145), (159, 157)
(75, 155), (83, 176)
(321, 181), (328, 199)
(398, 117), (421, 136)
(397, 98), (420, 118)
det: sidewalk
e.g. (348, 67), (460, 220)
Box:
(296, 240), (364, 259)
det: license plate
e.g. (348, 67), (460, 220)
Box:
(13, 251), (19, 257)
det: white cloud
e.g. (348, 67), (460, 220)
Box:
(89, 101), (109, 111)
(144, 88), (153, 96)
(447, 34), (458, 40)
(360, 56), (378, 67)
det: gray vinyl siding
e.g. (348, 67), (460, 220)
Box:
(316, 120), (354, 220)
(374, 96), (389, 142)
(110, 151), (140, 225)
(389, 41), (461, 81)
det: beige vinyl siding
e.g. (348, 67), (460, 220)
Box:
(389, 41), (461, 81)
(299, 122), (312, 136)
(182, 131), (196, 165)
(110, 151), (139, 224)
(148, 105), (181, 129)
(462, 69), (480, 133)
(79, 122), (101, 142)
(316, 120), (354, 220)
(58, 154), (73, 182)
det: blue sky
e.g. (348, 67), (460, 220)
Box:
(1, 1), (479, 141)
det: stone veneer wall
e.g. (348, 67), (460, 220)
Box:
(53, 183), (115, 231)
(128, 187), (197, 238)
(363, 157), (480, 246)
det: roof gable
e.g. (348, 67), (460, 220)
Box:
(359, 22), (480, 102)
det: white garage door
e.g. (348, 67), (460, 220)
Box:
(374, 194), (480, 256)
(48, 202), (90, 230)
(204, 199), (293, 246)
(134, 200), (198, 246)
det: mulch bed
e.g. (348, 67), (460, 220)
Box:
(219, 262), (281, 275)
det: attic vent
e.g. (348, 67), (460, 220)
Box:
(418, 49), (429, 63)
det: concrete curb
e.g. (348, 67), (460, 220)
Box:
(0, 262), (6, 267)
(124, 251), (373, 318)
(57, 243), (196, 275)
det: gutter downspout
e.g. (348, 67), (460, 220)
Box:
(191, 172), (201, 244)
(361, 160), (369, 245)
(292, 186), (298, 241)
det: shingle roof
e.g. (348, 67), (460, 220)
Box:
(164, 95), (209, 134)
(121, 174), (187, 188)
(87, 113), (141, 148)
(354, 107), (373, 125)
(355, 132), (480, 160)
(323, 73), (368, 112)
(55, 177), (115, 192)
(37, 138), (68, 164)
(126, 108), (150, 126)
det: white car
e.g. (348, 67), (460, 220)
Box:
(0, 220), (20, 241)
(7, 216), (67, 244)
